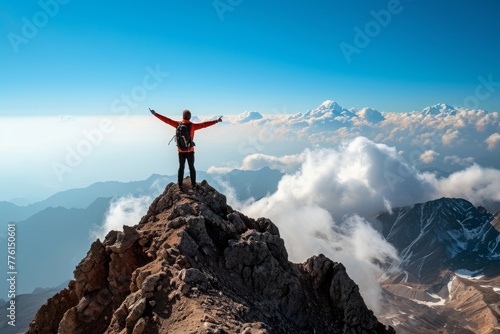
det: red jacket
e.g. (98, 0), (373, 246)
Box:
(152, 111), (219, 152)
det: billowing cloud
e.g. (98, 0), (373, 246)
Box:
(91, 195), (151, 241)
(233, 135), (500, 315)
(243, 195), (399, 316)
(444, 155), (475, 166)
(355, 107), (385, 124)
(233, 110), (263, 123)
(441, 129), (460, 146)
(485, 133), (500, 150)
(3, 100), (499, 202)
(207, 166), (234, 174)
(240, 137), (433, 314)
(431, 164), (500, 206)
(221, 100), (500, 175)
(419, 150), (439, 164)
(240, 152), (304, 172)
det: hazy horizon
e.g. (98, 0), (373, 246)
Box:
(2, 99), (499, 205)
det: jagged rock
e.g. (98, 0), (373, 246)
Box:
(27, 178), (394, 334)
(73, 240), (107, 298)
(141, 272), (165, 293)
(106, 225), (140, 253)
(132, 317), (147, 334)
(125, 297), (146, 328)
(27, 281), (79, 334)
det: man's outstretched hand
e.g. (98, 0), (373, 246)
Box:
(149, 108), (156, 115)
(218, 116), (223, 123)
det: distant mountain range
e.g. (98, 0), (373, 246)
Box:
(0, 174), (175, 226)
(280, 100), (481, 129)
(2, 169), (500, 333)
(0, 168), (283, 297)
(0, 282), (69, 334)
(1, 168), (283, 226)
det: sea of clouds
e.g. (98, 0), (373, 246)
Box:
(92, 100), (500, 315)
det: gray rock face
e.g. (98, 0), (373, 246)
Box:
(27, 179), (394, 334)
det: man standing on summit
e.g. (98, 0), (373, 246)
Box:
(149, 108), (222, 191)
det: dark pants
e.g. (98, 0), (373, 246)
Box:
(178, 151), (196, 187)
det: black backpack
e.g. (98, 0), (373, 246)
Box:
(175, 122), (194, 151)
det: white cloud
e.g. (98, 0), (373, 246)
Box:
(444, 155), (475, 166)
(240, 152), (305, 172)
(91, 195), (151, 241)
(207, 166), (234, 174)
(243, 196), (399, 316)
(383, 197), (393, 215)
(419, 150), (439, 164)
(243, 137), (439, 222)
(431, 164), (500, 205)
(485, 133), (500, 150)
(355, 107), (385, 124)
(232, 110), (263, 123)
(240, 137), (435, 314)
(234, 136), (500, 315)
(3, 100), (500, 203)
(441, 129), (460, 146)
(219, 101), (500, 178)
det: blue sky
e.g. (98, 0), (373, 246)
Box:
(1, 1), (500, 202)
(2, 0), (500, 116)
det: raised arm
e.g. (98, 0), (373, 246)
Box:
(149, 108), (178, 128)
(192, 116), (223, 131)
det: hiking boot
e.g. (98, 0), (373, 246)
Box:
(192, 184), (198, 190)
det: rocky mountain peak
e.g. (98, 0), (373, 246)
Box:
(377, 197), (500, 283)
(27, 179), (394, 334)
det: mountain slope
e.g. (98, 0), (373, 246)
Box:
(0, 282), (69, 334)
(377, 197), (500, 283)
(0, 174), (173, 227)
(1, 169), (283, 226)
(376, 198), (500, 333)
(27, 180), (394, 333)
(0, 169), (284, 298)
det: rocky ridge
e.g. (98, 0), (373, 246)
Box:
(27, 179), (394, 334)
(377, 197), (500, 283)
(376, 198), (500, 333)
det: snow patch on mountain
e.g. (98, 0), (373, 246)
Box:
(420, 103), (458, 116)
(455, 268), (484, 279)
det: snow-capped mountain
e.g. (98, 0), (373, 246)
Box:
(303, 100), (356, 119)
(282, 100), (357, 130)
(420, 103), (458, 116)
(377, 198), (500, 333)
(377, 197), (500, 283)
